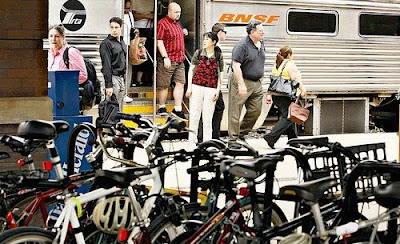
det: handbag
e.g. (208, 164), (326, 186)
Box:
(288, 97), (310, 124)
(129, 29), (148, 65)
(268, 61), (299, 97)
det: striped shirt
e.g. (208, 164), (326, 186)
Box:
(157, 16), (185, 62)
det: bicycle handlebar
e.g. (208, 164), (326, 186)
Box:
(288, 137), (358, 161)
(287, 137), (329, 148)
(187, 163), (220, 174)
(115, 112), (153, 128)
(225, 140), (258, 157)
(168, 119), (187, 132)
(98, 113), (188, 168)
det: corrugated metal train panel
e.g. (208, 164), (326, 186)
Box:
(220, 37), (400, 94)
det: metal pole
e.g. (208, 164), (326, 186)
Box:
(121, 1), (126, 112)
(153, 0), (158, 122)
(124, 21), (130, 112)
(398, 89), (400, 162)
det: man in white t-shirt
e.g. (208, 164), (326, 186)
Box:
(132, 0), (154, 86)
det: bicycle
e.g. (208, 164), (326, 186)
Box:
(0, 115), (190, 244)
(0, 121), (99, 232)
(0, 113), (289, 244)
(129, 138), (289, 244)
(279, 160), (400, 243)
(171, 138), (400, 243)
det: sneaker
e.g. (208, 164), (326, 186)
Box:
(157, 107), (168, 116)
(171, 109), (187, 121)
(123, 96), (133, 103)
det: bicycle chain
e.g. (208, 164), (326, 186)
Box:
(223, 216), (259, 242)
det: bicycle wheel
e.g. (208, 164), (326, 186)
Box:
(0, 226), (54, 243)
(82, 223), (118, 244)
(148, 204), (209, 243)
(149, 198), (287, 243)
(239, 197), (287, 228)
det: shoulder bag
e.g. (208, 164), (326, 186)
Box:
(129, 29), (148, 65)
(288, 97), (310, 125)
(268, 61), (299, 97)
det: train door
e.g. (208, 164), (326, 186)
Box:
(124, 0), (200, 125)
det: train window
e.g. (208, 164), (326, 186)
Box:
(288, 10), (337, 35)
(360, 13), (400, 36)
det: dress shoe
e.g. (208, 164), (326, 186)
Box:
(263, 135), (275, 149)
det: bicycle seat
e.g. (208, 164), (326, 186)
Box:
(279, 177), (337, 203)
(287, 137), (329, 148)
(0, 135), (24, 149)
(374, 181), (400, 208)
(220, 155), (282, 180)
(17, 120), (57, 140)
(95, 167), (152, 188)
(53, 120), (70, 135)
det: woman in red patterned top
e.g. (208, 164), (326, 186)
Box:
(186, 32), (224, 147)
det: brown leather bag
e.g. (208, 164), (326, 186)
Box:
(288, 98), (310, 124)
(129, 29), (148, 65)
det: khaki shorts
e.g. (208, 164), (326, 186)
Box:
(156, 58), (186, 89)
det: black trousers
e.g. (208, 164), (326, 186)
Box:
(198, 91), (225, 142)
(264, 95), (297, 144)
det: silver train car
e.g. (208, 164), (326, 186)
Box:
(199, 0), (400, 134)
(49, 0), (400, 134)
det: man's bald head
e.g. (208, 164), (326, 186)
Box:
(168, 2), (181, 21)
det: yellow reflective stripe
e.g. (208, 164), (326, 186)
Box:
(71, 197), (83, 218)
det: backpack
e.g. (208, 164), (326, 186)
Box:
(63, 47), (102, 111)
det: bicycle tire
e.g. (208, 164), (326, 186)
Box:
(0, 226), (54, 243)
(149, 198), (287, 243)
(80, 222), (117, 244)
(148, 203), (209, 243)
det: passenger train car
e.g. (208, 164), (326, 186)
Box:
(48, 0), (400, 134)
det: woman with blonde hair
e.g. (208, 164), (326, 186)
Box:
(263, 46), (306, 148)
(48, 24), (87, 84)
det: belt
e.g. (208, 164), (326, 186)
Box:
(158, 57), (183, 64)
(244, 77), (262, 82)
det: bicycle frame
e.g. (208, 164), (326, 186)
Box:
(185, 197), (248, 244)
(145, 186), (208, 206)
(5, 172), (94, 229)
(53, 166), (163, 244)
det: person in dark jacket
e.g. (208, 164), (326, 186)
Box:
(99, 17), (127, 110)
